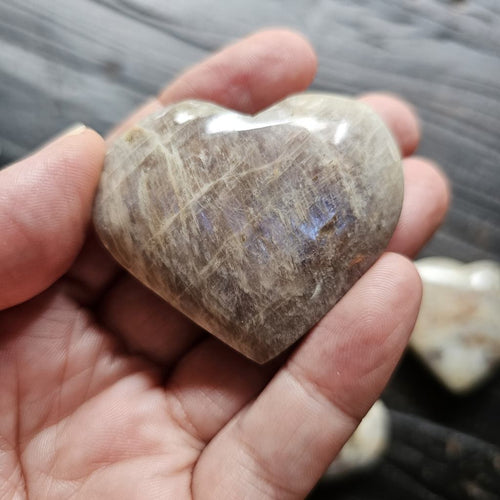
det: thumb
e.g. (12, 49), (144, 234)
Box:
(0, 125), (105, 310)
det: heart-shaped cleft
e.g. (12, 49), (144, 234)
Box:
(93, 93), (403, 363)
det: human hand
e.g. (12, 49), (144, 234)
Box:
(0, 30), (449, 499)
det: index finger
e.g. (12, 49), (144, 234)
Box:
(107, 29), (318, 141)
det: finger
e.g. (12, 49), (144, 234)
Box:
(159, 29), (317, 112)
(109, 29), (317, 140)
(163, 339), (279, 444)
(388, 157), (450, 257)
(98, 274), (203, 365)
(359, 92), (421, 157)
(60, 228), (121, 305)
(0, 126), (105, 310)
(192, 253), (421, 499)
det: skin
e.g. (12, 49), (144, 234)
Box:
(0, 30), (449, 499)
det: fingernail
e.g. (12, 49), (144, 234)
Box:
(33, 123), (88, 154)
(59, 123), (87, 138)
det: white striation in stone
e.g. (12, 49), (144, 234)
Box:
(324, 400), (390, 479)
(411, 257), (500, 393)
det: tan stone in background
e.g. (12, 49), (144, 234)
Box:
(411, 258), (500, 393)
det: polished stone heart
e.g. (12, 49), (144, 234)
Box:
(93, 93), (403, 363)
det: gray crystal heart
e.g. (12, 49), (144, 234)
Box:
(93, 93), (403, 363)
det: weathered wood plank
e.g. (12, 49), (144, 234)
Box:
(0, 1), (499, 497)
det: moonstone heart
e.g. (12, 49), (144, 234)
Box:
(93, 93), (403, 363)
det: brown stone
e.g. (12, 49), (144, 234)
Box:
(93, 93), (403, 363)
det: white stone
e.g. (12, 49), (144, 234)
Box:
(411, 258), (500, 393)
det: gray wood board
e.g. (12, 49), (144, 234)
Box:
(1, 1), (499, 497)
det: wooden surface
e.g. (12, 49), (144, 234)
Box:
(1, 0), (499, 498)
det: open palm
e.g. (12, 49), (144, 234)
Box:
(0, 31), (449, 499)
